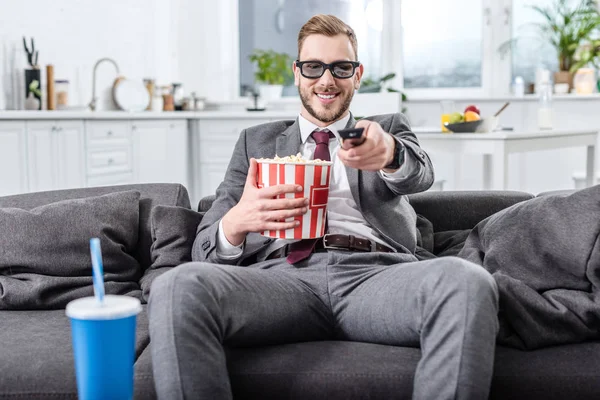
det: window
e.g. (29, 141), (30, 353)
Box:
(238, 0), (383, 97)
(511, 0), (559, 85)
(237, 0), (591, 100)
(401, 0), (486, 90)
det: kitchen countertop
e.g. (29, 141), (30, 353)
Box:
(0, 110), (298, 120)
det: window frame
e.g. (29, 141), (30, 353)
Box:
(232, 0), (524, 101)
(393, 0), (513, 100)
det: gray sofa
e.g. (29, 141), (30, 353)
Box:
(2, 184), (600, 399)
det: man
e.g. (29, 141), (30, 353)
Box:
(149, 14), (499, 400)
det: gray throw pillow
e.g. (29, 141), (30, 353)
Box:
(0, 190), (142, 310)
(459, 185), (600, 349)
(140, 205), (203, 301)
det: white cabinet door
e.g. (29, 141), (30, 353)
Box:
(84, 120), (134, 187)
(191, 118), (275, 202)
(132, 120), (189, 188)
(27, 121), (57, 192)
(55, 121), (85, 190)
(27, 120), (85, 192)
(0, 122), (28, 196)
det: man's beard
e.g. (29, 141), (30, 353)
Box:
(298, 86), (354, 124)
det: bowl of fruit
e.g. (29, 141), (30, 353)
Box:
(444, 105), (500, 133)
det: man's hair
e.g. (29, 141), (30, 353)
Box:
(297, 14), (358, 61)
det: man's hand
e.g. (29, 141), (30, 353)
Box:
(337, 120), (396, 171)
(221, 158), (309, 246)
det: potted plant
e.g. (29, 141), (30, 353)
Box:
(509, 0), (600, 89)
(248, 49), (293, 101)
(357, 72), (408, 115)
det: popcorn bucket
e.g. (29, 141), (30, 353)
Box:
(256, 159), (332, 239)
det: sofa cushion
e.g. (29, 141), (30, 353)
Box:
(0, 307), (149, 398)
(221, 341), (600, 400)
(0, 183), (192, 272)
(140, 205), (203, 301)
(459, 185), (600, 349)
(434, 229), (471, 257)
(0, 190), (142, 309)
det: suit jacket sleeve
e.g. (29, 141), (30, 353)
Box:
(191, 128), (271, 264)
(366, 113), (435, 195)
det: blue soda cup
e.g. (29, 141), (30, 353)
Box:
(66, 295), (142, 400)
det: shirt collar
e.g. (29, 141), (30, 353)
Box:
(298, 113), (351, 144)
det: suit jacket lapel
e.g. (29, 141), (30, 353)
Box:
(343, 113), (362, 209)
(276, 119), (302, 159)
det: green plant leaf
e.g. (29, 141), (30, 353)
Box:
(505, 0), (600, 72)
(249, 49), (293, 85)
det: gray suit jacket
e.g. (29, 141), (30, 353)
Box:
(192, 113), (434, 265)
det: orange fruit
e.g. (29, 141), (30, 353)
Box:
(464, 111), (481, 122)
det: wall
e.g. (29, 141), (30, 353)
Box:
(176, 0), (238, 102)
(0, 0), (178, 110)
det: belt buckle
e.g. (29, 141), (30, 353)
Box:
(322, 234), (338, 250)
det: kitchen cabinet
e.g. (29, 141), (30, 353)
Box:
(84, 120), (133, 183)
(0, 112), (296, 203)
(190, 118), (274, 202)
(0, 122), (28, 196)
(132, 120), (189, 189)
(85, 119), (189, 190)
(26, 121), (85, 192)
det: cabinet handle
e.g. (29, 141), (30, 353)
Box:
(51, 126), (57, 132)
(107, 158), (115, 165)
(170, 124), (175, 129)
(132, 125), (137, 131)
(107, 130), (113, 136)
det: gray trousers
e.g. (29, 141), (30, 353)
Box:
(148, 251), (499, 400)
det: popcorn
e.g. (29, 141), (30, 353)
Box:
(257, 153), (331, 165)
(255, 155), (332, 239)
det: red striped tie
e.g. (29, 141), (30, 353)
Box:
(286, 130), (334, 264)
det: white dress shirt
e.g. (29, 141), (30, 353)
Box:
(216, 112), (417, 260)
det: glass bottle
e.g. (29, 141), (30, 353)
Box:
(537, 81), (553, 130)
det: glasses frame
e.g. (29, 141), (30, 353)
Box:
(295, 60), (361, 79)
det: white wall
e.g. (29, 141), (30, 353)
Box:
(176, 0), (238, 101)
(0, 0), (178, 110)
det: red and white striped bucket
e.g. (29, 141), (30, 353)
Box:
(256, 160), (332, 239)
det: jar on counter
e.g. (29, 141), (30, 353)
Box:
(574, 68), (595, 94)
(144, 78), (155, 111)
(161, 85), (174, 111)
(151, 86), (163, 112)
(55, 79), (69, 110)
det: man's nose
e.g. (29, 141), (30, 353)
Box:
(318, 68), (336, 86)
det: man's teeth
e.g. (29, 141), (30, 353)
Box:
(317, 93), (336, 99)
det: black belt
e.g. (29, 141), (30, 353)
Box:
(266, 234), (395, 260)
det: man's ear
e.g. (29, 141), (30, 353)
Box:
(354, 63), (364, 90)
(293, 60), (300, 87)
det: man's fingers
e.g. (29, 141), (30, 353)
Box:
(266, 207), (308, 221)
(260, 197), (308, 210)
(245, 158), (258, 188)
(259, 183), (303, 198)
(355, 119), (373, 137)
(262, 220), (301, 231)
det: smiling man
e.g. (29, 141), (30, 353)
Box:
(148, 14), (499, 400)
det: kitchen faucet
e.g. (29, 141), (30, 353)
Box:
(88, 57), (120, 111)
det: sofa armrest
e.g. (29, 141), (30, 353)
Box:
(408, 190), (534, 232)
(198, 195), (216, 212)
(198, 191), (534, 233)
